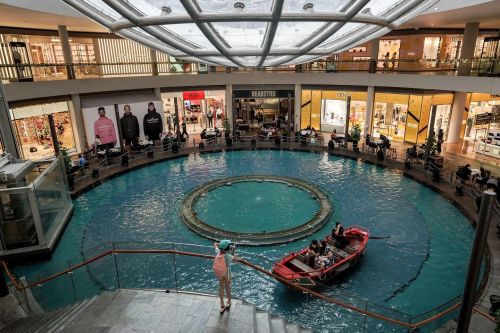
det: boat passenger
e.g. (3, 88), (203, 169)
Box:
(332, 222), (349, 248)
(316, 251), (335, 269)
(306, 239), (323, 266)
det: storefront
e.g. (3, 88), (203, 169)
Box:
(301, 89), (367, 135)
(161, 90), (225, 134)
(372, 92), (453, 144)
(465, 93), (500, 141)
(233, 89), (295, 131)
(10, 101), (76, 160)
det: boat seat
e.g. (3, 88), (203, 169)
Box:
(296, 254), (306, 263)
(330, 246), (349, 258)
(326, 238), (336, 247)
(344, 245), (356, 254)
(290, 258), (315, 273)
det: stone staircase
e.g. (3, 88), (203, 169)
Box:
(0, 289), (314, 333)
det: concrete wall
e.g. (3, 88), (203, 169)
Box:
(4, 73), (500, 103)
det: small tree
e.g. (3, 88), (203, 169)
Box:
(60, 147), (72, 175)
(350, 123), (362, 143)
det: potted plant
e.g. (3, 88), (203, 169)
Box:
(223, 119), (231, 138)
(60, 147), (74, 190)
(350, 124), (362, 152)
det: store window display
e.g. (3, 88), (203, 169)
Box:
(378, 39), (400, 68)
(11, 101), (76, 160)
(466, 94), (500, 141)
(318, 91), (367, 135)
(372, 94), (409, 141)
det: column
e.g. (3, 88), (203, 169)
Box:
(150, 49), (159, 76)
(92, 38), (103, 76)
(225, 84), (233, 132)
(294, 84), (301, 132)
(58, 25), (75, 80)
(458, 22), (480, 76)
(365, 86), (375, 135)
(369, 39), (379, 73)
(153, 88), (162, 100)
(69, 94), (86, 152)
(448, 92), (467, 143)
(0, 83), (19, 158)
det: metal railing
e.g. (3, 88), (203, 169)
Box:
(1, 242), (495, 332)
(1, 57), (498, 83)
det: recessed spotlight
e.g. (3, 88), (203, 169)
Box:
(434, 7), (438, 11)
(161, 6), (172, 16)
(234, 2), (245, 11)
(430, 23), (434, 26)
(303, 3), (314, 12)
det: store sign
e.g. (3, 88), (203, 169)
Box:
(233, 90), (295, 98)
(475, 113), (492, 125)
(183, 91), (205, 100)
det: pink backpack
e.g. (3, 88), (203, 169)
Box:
(213, 253), (227, 278)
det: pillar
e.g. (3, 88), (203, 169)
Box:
(294, 84), (301, 132)
(153, 88), (161, 100)
(92, 38), (103, 76)
(458, 22), (480, 76)
(225, 84), (233, 132)
(365, 86), (375, 135)
(0, 83), (19, 158)
(150, 49), (159, 76)
(69, 94), (85, 152)
(448, 92), (468, 143)
(58, 25), (75, 80)
(369, 39), (379, 73)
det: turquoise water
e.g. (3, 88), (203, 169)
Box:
(193, 181), (320, 232)
(14, 150), (476, 332)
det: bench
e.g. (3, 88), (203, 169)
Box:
(290, 258), (315, 273)
(330, 246), (349, 259)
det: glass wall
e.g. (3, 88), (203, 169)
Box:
(372, 92), (453, 144)
(301, 89), (367, 135)
(10, 101), (76, 160)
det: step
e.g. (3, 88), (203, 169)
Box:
(2, 306), (68, 333)
(48, 296), (98, 333)
(60, 291), (115, 332)
(229, 303), (256, 332)
(271, 318), (286, 333)
(35, 297), (96, 333)
(286, 324), (300, 333)
(255, 311), (271, 333)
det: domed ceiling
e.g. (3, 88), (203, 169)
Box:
(62, 0), (439, 67)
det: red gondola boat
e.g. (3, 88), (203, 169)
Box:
(272, 225), (369, 288)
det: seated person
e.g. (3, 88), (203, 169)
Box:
(407, 145), (418, 159)
(456, 164), (472, 182)
(366, 134), (378, 148)
(78, 154), (87, 168)
(306, 239), (324, 266)
(331, 129), (337, 140)
(315, 251), (336, 269)
(310, 127), (317, 138)
(475, 167), (491, 186)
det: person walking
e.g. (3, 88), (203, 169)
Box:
(213, 240), (237, 314)
(181, 119), (189, 138)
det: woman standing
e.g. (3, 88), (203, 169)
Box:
(214, 240), (237, 314)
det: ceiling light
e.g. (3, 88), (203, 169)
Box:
(234, 2), (245, 12)
(161, 6), (172, 16)
(303, 3), (314, 12)
(361, 8), (372, 15)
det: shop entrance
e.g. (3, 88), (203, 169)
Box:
(161, 90), (225, 136)
(233, 90), (294, 135)
(10, 101), (76, 160)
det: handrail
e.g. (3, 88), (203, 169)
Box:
(2, 248), (494, 329)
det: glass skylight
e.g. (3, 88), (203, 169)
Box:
(62, 0), (439, 67)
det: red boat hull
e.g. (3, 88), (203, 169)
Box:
(272, 225), (369, 289)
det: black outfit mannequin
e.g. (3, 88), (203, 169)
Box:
(207, 111), (214, 128)
(143, 102), (163, 141)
